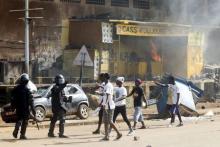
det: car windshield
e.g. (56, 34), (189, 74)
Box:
(35, 86), (49, 97)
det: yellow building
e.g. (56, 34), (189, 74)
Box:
(63, 20), (204, 80)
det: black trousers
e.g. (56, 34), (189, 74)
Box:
(167, 104), (182, 123)
(170, 104), (182, 123)
(113, 105), (131, 129)
(49, 109), (66, 135)
(14, 115), (29, 136)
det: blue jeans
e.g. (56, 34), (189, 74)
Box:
(133, 107), (144, 122)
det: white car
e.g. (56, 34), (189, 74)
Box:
(33, 84), (89, 121)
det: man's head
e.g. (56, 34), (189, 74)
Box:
(168, 76), (175, 85)
(55, 74), (65, 85)
(116, 77), (124, 87)
(20, 73), (29, 85)
(98, 73), (105, 82)
(102, 73), (110, 82)
(135, 78), (142, 86)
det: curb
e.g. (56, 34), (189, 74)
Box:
(1, 110), (220, 129)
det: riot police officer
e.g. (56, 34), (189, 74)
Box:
(12, 73), (35, 140)
(48, 74), (69, 138)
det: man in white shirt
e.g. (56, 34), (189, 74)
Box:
(155, 75), (183, 126)
(101, 73), (122, 141)
(168, 78), (183, 126)
(111, 77), (133, 135)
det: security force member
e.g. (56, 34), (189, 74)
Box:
(12, 73), (36, 140)
(48, 74), (70, 138)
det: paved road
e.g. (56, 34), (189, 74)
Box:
(0, 115), (220, 147)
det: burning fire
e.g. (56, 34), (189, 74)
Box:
(150, 40), (161, 62)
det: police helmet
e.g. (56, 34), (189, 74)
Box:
(20, 73), (29, 84)
(55, 74), (65, 85)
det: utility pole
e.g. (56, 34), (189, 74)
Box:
(25, 0), (30, 74)
(10, 1), (43, 75)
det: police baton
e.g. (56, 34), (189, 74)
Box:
(30, 114), (40, 130)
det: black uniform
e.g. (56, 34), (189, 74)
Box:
(48, 83), (68, 137)
(12, 82), (35, 139)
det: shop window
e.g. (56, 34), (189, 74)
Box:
(133, 0), (152, 9)
(86, 0), (105, 5)
(60, 0), (80, 3)
(111, 0), (129, 7)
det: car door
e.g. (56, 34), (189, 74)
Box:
(45, 87), (52, 114)
(64, 85), (82, 113)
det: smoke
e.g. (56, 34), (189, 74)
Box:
(167, 0), (220, 64)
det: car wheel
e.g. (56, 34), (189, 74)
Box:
(77, 104), (89, 119)
(35, 106), (46, 122)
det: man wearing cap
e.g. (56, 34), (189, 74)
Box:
(111, 77), (133, 135)
(127, 79), (147, 130)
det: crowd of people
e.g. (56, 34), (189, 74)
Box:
(10, 72), (183, 140)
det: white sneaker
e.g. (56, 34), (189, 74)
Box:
(127, 129), (134, 136)
(168, 123), (174, 128)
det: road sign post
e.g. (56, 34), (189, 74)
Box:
(79, 53), (86, 86)
(73, 45), (93, 86)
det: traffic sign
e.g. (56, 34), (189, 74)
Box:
(73, 45), (93, 66)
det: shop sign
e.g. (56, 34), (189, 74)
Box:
(116, 24), (189, 36)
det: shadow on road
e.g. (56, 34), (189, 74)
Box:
(43, 140), (101, 146)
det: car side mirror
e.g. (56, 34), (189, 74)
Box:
(47, 93), (51, 99)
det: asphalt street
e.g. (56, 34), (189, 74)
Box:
(0, 114), (220, 147)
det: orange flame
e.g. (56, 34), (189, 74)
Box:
(150, 40), (161, 62)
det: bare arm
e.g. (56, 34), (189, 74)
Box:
(115, 95), (126, 102)
(154, 81), (168, 87)
(176, 93), (180, 105)
(142, 94), (147, 103)
(127, 88), (135, 97)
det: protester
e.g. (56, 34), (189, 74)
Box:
(48, 74), (70, 138)
(101, 73), (122, 141)
(93, 73), (105, 134)
(11, 73), (36, 140)
(155, 75), (183, 127)
(110, 77), (133, 136)
(127, 79), (147, 130)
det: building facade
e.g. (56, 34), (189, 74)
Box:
(0, 0), (218, 83)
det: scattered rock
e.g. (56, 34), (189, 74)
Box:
(134, 136), (140, 141)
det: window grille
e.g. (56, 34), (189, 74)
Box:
(60, 0), (80, 3)
(133, 0), (152, 9)
(86, 0), (105, 5)
(111, 0), (129, 7)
